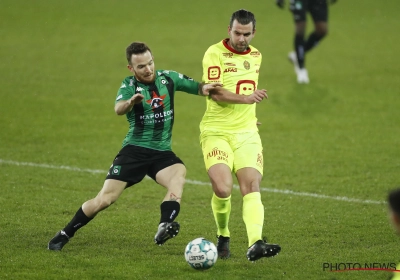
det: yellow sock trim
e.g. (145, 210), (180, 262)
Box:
(243, 192), (264, 247)
(211, 193), (231, 237)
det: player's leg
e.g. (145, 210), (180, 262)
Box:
(201, 132), (234, 259)
(48, 145), (148, 251)
(236, 167), (264, 246)
(233, 132), (281, 261)
(150, 151), (186, 245)
(305, 0), (328, 52)
(48, 179), (127, 251)
(289, 0), (309, 83)
(208, 164), (233, 259)
(293, 21), (307, 69)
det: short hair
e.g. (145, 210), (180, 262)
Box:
(126, 42), (152, 64)
(229, 9), (256, 31)
(388, 188), (400, 215)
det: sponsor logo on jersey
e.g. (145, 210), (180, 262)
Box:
(224, 67), (237, 73)
(112, 165), (121, 175)
(207, 66), (221, 80)
(256, 153), (263, 168)
(237, 80), (256, 94)
(222, 52), (233, 58)
(139, 109), (174, 124)
(243, 60), (250, 70)
(146, 91), (166, 110)
(140, 109), (173, 120)
(250, 51), (261, 57)
(129, 79), (134, 86)
(224, 62), (236, 66)
(136, 86), (144, 91)
(207, 147), (229, 163)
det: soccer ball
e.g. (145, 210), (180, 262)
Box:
(184, 237), (218, 270)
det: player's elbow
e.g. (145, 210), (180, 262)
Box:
(114, 105), (124, 115)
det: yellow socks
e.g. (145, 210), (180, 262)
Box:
(211, 193), (231, 237)
(243, 192), (264, 247)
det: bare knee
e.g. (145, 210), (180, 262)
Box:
(97, 196), (115, 210)
(86, 194), (116, 214)
(208, 164), (233, 198)
(214, 187), (231, 198)
(315, 22), (328, 37)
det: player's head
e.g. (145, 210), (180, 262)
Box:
(388, 188), (400, 234)
(228, 9), (256, 53)
(126, 42), (155, 84)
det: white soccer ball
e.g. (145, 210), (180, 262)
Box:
(184, 237), (218, 270)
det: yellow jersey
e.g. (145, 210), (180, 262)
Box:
(200, 39), (262, 132)
(393, 263), (400, 280)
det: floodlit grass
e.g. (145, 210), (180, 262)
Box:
(1, 0), (399, 279)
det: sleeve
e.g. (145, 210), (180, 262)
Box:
(115, 78), (134, 104)
(171, 71), (200, 95)
(202, 46), (223, 84)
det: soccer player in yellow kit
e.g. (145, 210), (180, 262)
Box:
(200, 9), (281, 261)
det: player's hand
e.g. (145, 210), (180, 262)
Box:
(201, 83), (223, 96)
(276, 0), (285, 9)
(245, 89), (268, 104)
(128, 93), (144, 105)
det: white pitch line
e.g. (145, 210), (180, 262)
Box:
(0, 159), (386, 205)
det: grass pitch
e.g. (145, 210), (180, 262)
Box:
(1, 0), (399, 279)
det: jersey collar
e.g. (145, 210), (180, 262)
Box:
(222, 38), (251, 55)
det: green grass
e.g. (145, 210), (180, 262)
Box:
(1, 0), (400, 279)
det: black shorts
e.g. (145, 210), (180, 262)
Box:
(105, 145), (184, 188)
(290, 0), (328, 22)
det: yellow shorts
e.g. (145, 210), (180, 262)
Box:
(200, 130), (263, 174)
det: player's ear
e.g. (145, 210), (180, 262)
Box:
(127, 64), (134, 73)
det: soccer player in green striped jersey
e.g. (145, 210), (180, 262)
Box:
(200, 9), (281, 261)
(48, 42), (244, 250)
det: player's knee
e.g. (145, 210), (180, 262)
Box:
(214, 186), (231, 198)
(316, 25), (328, 37)
(96, 195), (116, 210)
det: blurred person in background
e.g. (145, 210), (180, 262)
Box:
(276, 0), (337, 83)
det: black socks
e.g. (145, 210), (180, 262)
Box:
(159, 201), (180, 224)
(63, 207), (93, 238)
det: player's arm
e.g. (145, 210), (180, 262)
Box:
(198, 82), (223, 96)
(209, 87), (268, 104)
(114, 94), (144, 115)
